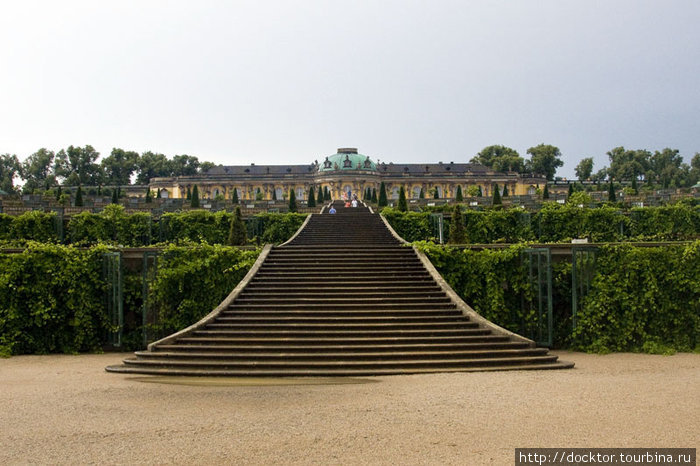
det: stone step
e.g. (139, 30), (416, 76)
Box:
(191, 328), (490, 338)
(232, 296), (452, 305)
(153, 340), (528, 352)
(204, 321), (479, 331)
(218, 309), (463, 318)
(177, 334), (502, 345)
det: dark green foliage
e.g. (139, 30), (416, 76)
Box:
(186, 186), (191, 200)
(543, 184), (549, 199)
(492, 184), (502, 205)
(191, 185), (200, 208)
(156, 189), (161, 199)
(380, 208), (434, 242)
(145, 188), (152, 203)
(397, 186), (408, 212)
(608, 181), (616, 202)
(228, 206), (247, 246)
(288, 189), (297, 212)
(455, 185), (463, 202)
(568, 183), (574, 197)
(111, 189), (118, 204)
(318, 186), (323, 204)
(324, 186), (330, 201)
(477, 185), (483, 197)
(371, 188), (377, 203)
(433, 187), (439, 199)
(307, 186), (316, 208)
(74, 186), (83, 207)
(0, 213), (12, 240)
(448, 204), (466, 244)
(272, 189), (277, 201)
(502, 184), (509, 197)
(0, 243), (113, 355)
(159, 209), (230, 244)
(9, 211), (59, 243)
(378, 182), (388, 207)
(232, 188), (239, 204)
(68, 205), (152, 246)
(419, 187), (425, 199)
(631, 176), (638, 194)
(55, 185), (62, 201)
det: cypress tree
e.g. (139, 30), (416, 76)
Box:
(608, 181), (616, 202)
(364, 187), (370, 201)
(448, 204), (466, 244)
(117, 186), (121, 199)
(631, 177), (638, 194)
(378, 182), (388, 207)
(56, 185), (62, 201)
(228, 206), (247, 246)
(272, 189), (277, 201)
(568, 183), (574, 197)
(419, 187), (424, 199)
(543, 184), (550, 200)
(186, 186), (191, 200)
(156, 188), (161, 199)
(288, 188), (297, 212)
(318, 186), (323, 204)
(397, 186), (408, 212)
(97, 185), (101, 196)
(75, 186), (83, 207)
(455, 185), (463, 202)
(502, 184), (509, 197)
(324, 186), (330, 201)
(477, 185), (483, 197)
(492, 183), (502, 205)
(191, 185), (200, 208)
(371, 188), (377, 203)
(433, 187), (439, 199)
(145, 187), (152, 203)
(112, 189), (118, 204)
(232, 188), (239, 204)
(307, 186), (316, 207)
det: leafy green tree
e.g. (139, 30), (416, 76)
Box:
(21, 148), (57, 193)
(397, 186), (408, 212)
(74, 186), (84, 207)
(371, 188), (377, 203)
(649, 148), (685, 188)
(101, 148), (139, 186)
(135, 151), (170, 184)
(606, 146), (650, 183)
(378, 182), (388, 207)
(186, 186), (192, 200)
(54, 145), (102, 186)
(478, 185), (483, 197)
(255, 187), (263, 201)
(288, 189), (297, 212)
(228, 206), (247, 246)
(0, 153), (21, 194)
(307, 186), (316, 207)
(568, 183), (574, 197)
(492, 184), (502, 205)
(689, 153), (700, 186)
(169, 154), (200, 176)
(191, 185), (200, 208)
(575, 157), (594, 180)
(455, 185), (463, 201)
(448, 204), (466, 244)
(526, 144), (563, 181)
(471, 145), (526, 173)
(467, 185), (480, 196)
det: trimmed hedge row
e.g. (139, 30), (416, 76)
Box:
(384, 202), (700, 243)
(0, 206), (307, 246)
(0, 243), (259, 356)
(416, 241), (700, 353)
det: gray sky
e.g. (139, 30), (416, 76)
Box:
(1, 0), (699, 179)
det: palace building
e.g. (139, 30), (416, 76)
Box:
(149, 148), (545, 201)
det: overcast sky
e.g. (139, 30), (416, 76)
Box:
(1, 0), (699, 178)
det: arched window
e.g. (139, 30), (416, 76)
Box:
(412, 186), (422, 199)
(391, 187), (400, 200)
(343, 185), (352, 197)
(275, 187), (283, 200)
(296, 187), (304, 200)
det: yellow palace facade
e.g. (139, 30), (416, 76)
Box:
(149, 148), (545, 201)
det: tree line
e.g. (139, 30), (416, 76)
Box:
(472, 144), (700, 188)
(0, 145), (217, 195)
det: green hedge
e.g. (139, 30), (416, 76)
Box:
(383, 203), (700, 244)
(0, 243), (260, 356)
(0, 243), (112, 355)
(69, 205), (152, 246)
(415, 241), (700, 353)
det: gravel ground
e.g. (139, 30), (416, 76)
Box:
(0, 351), (698, 465)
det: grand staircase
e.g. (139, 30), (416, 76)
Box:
(106, 201), (573, 376)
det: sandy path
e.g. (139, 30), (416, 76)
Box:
(0, 351), (698, 465)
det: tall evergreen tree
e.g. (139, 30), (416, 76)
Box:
(74, 185), (83, 207)
(228, 206), (247, 246)
(492, 183), (502, 205)
(55, 185), (62, 201)
(371, 188), (377, 203)
(502, 184), (509, 197)
(477, 185), (483, 197)
(145, 187), (152, 203)
(419, 187), (424, 199)
(448, 204), (466, 244)
(186, 186), (191, 200)
(378, 182), (388, 207)
(568, 183), (574, 197)
(111, 188), (118, 204)
(455, 185), (463, 202)
(288, 188), (297, 212)
(232, 188), (239, 204)
(608, 181), (616, 202)
(307, 186), (316, 207)
(317, 185), (323, 204)
(543, 184), (550, 199)
(191, 184), (200, 208)
(433, 187), (439, 199)
(631, 176), (638, 194)
(156, 188), (161, 199)
(324, 186), (330, 201)
(272, 189), (277, 201)
(397, 186), (408, 212)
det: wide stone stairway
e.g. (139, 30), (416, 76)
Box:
(107, 201), (573, 376)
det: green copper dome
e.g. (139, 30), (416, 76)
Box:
(318, 148), (377, 172)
